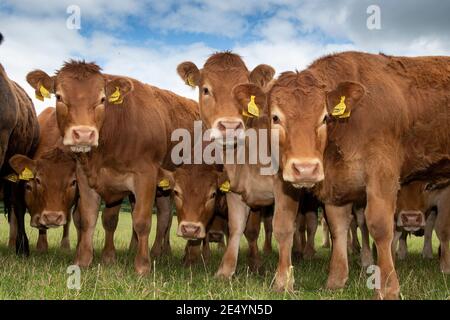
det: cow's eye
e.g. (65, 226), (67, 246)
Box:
(272, 115), (280, 124)
(70, 179), (77, 187)
(55, 94), (62, 102)
(100, 97), (106, 104)
(35, 178), (41, 186)
(202, 87), (209, 95)
(210, 192), (216, 199)
(322, 114), (329, 124)
(173, 190), (180, 197)
(25, 183), (32, 192)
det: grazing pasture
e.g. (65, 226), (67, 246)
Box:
(0, 205), (448, 300)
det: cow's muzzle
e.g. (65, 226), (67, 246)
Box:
(64, 125), (99, 152)
(283, 158), (324, 188)
(397, 210), (425, 232)
(37, 211), (67, 228)
(177, 221), (206, 239)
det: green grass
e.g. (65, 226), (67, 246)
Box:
(0, 211), (449, 300)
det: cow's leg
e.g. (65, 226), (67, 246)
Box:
(292, 213), (305, 260)
(163, 207), (173, 255)
(60, 214), (71, 250)
(303, 211), (318, 259)
(272, 182), (299, 292)
(325, 203), (352, 290)
(183, 240), (202, 265)
(244, 210), (262, 273)
(12, 185), (29, 256)
(422, 211), (436, 259)
(215, 192), (250, 279)
(150, 195), (172, 258)
(435, 203), (450, 274)
(397, 232), (408, 260)
(36, 230), (48, 252)
(263, 211), (273, 254)
(365, 174), (399, 300)
(128, 197), (138, 252)
(202, 237), (211, 262)
(322, 219), (331, 248)
(391, 230), (402, 262)
(101, 203), (121, 264)
(218, 235), (226, 251)
(350, 216), (361, 254)
(74, 166), (101, 268)
(355, 208), (374, 267)
(8, 210), (17, 249)
(132, 170), (157, 275)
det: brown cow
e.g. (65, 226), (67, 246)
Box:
(246, 51), (450, 299)
(393, 180), (450, 273)
(9, 107), (75, 252)
(177, 52), (301, 291)
(163, 163), (270, 270)
(26, 60), (199, 274)
(1, 33), (40, 255)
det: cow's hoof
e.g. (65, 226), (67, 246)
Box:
(422, 252), (433, 259)
(74, 254), (93, 268)
(135, 262), (151, 276)
(263, 246), (272, 255)
(326, 277), (347, 290)
(60, 239), (71, 250)
(361, 253), (374, 268)
(440, 263), (450, 274)
(248, 259), (262, 273)
(303, 247), (316, 260)
(36, 243), (49, 253)
(101, 251), (116, 265)
(373, 290), (400, 300)
(272, 278), (294, 293)
(215, 270), (233, 280)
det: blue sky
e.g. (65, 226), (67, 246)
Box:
(1, 0), (449, 114)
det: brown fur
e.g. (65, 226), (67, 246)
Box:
(26, 60), (199, 275)
(265, 51), (450, 299)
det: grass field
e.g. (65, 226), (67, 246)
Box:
(0, 209), (449, 300)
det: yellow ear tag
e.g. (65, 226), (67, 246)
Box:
(4, 174), (19, 183)
(108, 87), (123, 104)
(186, 75), (195, 87)
(219, 180), (231, 193)
(247, 95), (260, 117)
(19, 167), (34, 181)
(338, 109), (351, 119)
(331, 96), (347, 117)
(158, 178), (171, 191)
(39, 85), (51, 99)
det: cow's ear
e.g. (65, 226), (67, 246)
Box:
(9, 155), (37, 175)
(249, 64), (275, 89)
(105, 77), (134, 104)
(177, 61), (200, 87)
(233, 83), (268, 117)
(157, 168), (175, 190)
(326, 81), (365, 116)
(26, 70), (55, 99)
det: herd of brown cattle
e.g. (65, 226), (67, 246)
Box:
(1, 32), (449, 299)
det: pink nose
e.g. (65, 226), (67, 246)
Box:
(217, 120), (244, 133)
(181, 223), (201, 238)
(40, 211), (66, 227)
(399, 211), (424, 230)
(72, 128), (96, 145)
(292, 162), (320, 181)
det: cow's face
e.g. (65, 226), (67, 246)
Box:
(266, 72), (365, 188)
(396, 182), (428, 232)
(26, 62), (133, 152)
(9, 150), (77, 229)
(170, 165), (222, 240)
(177, 53), (274, 143)
(208, 215), (227, 242)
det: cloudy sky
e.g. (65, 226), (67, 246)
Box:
(1, 0), (450, 114)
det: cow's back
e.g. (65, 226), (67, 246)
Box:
(311, 52), (450, 181)
(34, 107), (63, 159)
(97, 76), (199, 169)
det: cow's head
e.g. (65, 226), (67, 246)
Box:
(396, 181), (428, 232)
(161, 164), (225, 240)
(266, 71), (366, 188)
(207, 215), (227, 243)
(26, 61), (133, 152)
(177, 52), (274, 143)
(9, 149), (77, 229)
